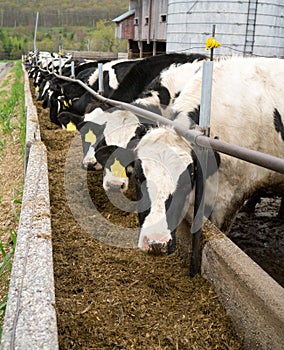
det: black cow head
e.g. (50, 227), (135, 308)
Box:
(57, 111), (84, 130)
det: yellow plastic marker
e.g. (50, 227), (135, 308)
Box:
(85, 129), (97, 143)
(66, 121), (77, 131)
(206, 37), (221, 50)
(110, 158), (127, 178)
(35, 86), (39, 92)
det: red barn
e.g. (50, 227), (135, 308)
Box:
(113, 0), (168, 58)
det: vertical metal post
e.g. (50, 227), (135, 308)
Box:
(98, 63), (104, 95)
(70, 61), (75, 79)
(190, 60), (214, 276)
(59, 57), (62, 75)
(210, 25), (216, 61)
(33, 12), (39, 54)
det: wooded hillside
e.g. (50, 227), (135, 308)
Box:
(0, 0), (128, 27)
(0, 0), (129, 59)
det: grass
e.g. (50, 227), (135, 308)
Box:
(0, 139), (7, 161)
(0, 60), (25, 339)
(0, 230), (17, 338)
(0, 62), (25, 137)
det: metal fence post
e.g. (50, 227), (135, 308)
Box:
(70, 61), (75, 79)
(98, 63), (104, 95)
(190, 60), (214, 276)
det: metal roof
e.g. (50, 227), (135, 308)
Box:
(112, 9), (135, 23)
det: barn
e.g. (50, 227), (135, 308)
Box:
(113, 0), (284, 58)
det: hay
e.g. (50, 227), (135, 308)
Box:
(33, 86), (242, 350)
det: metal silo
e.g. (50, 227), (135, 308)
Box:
(166, 0), (284, 57)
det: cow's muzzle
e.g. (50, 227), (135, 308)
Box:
(105, 180), (127, 193)
(81, 161), (102, 171)
(144, 237), (174, 255)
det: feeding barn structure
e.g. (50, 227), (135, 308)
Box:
(113, 0), (284, 58)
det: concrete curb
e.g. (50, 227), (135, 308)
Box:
(201, 222), (284, 350)
(23, 67), (41, 174)
(0, 68), (58, 350)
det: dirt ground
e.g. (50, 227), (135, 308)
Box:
(228, 197), (284, 287)
(0, 63), (23, 316)
(33, 88), (243, 349)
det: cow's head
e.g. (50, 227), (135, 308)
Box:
(131, 127), (219, 255)
(132, 129), (196, 255)
(57, 111), (85, 130)
(92, 123), (148, 192)
(77, 108), (148, 173)
(47, 87), (71, 126)
(78, 121), (107, 171)
(95, 145), (136, 192)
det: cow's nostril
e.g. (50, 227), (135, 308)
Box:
(82, 162), (96, 171)
(87, 163), (96, 171)
(148, 241), (168, 255)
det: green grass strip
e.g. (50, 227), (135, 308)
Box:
(0, 60), (25, 339)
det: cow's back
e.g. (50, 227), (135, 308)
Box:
(172, 56), (284, 231)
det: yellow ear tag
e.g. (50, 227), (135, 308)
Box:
(110, 158), (127, 178)
(69, 99), (72, 106)
(35, 86), (39, 92)
(63, 100), (69, 107)
(66, 121), (77, 131)
(85, 129), (97, 143)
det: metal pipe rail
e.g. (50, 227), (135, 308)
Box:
(51, 71), (284, 174)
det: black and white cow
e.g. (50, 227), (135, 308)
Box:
(58, 107), (153, 192)
(123, 56), (284, 254)
(38, 60), (102, 103)
(49, 58), (139, 124)
(32, 52), (72, 90)
(38, 60), (109, 125)
(64, 55), (207, 187)
(59, 53), (207, 121)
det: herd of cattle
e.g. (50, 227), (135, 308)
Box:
(25, 51), (284, 254)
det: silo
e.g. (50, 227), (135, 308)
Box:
(166, 0), (284, 57)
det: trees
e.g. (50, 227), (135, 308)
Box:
(0, 0), (128, 59)
(93, 20), (127, 53)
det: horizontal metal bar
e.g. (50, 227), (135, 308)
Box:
(51, 72), (284, 175)
(200, 136), (284, 175)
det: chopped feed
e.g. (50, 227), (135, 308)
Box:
(32, 85), (242, 350)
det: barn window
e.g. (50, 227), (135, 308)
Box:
(134, 17), (139, 26)
(160, 14), (167, 23)
(145, 16), (149, 25)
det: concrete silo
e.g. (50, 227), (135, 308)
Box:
(166, 0), (284, 57)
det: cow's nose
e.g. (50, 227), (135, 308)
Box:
(149, 242), (167, 255)
(143, 236), (174, 255)
(82, 161), (102, 171)
(82, 162), (95, 171)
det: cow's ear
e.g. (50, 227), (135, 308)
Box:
(58, 111), (84, 129)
